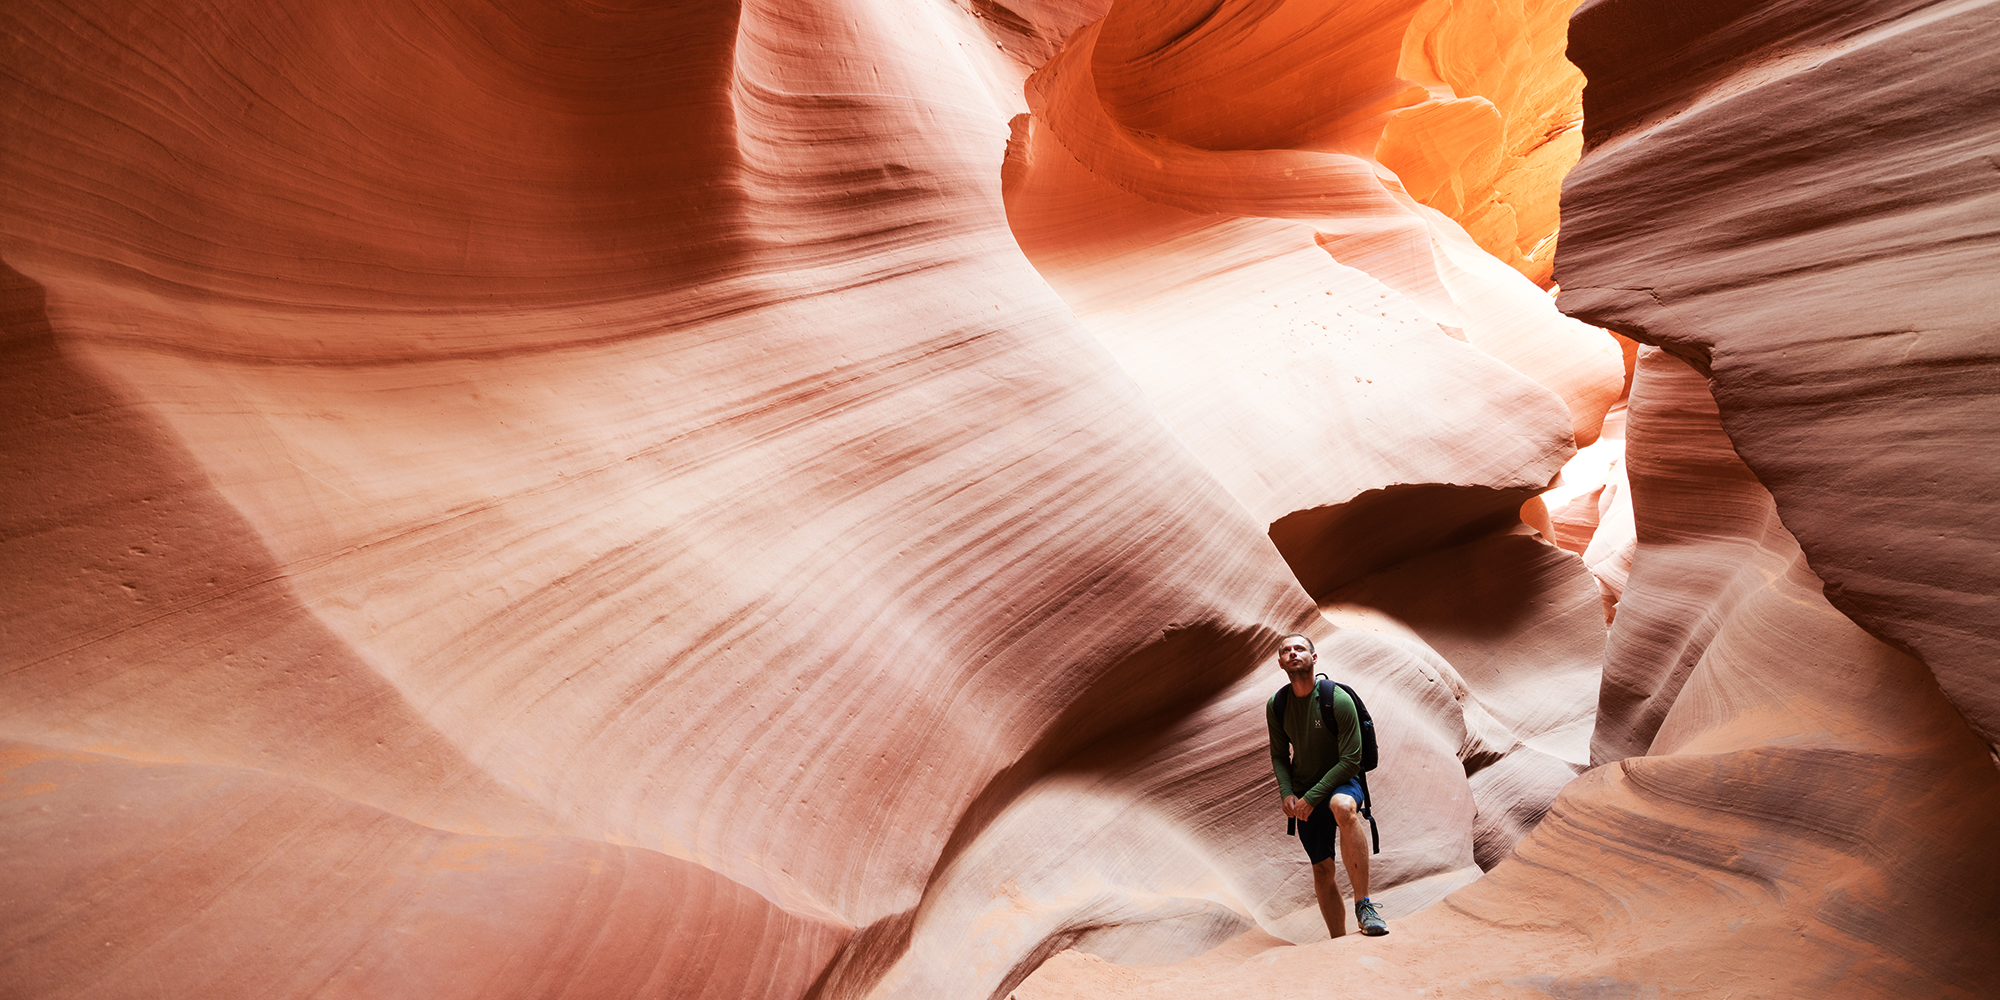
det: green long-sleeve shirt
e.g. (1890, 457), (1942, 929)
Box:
(1267, 680), (1362, 807)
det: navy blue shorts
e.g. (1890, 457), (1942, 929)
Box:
(1296, 777), (1365, 865)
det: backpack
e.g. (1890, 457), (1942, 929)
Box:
(1270, 674), (1380, 853)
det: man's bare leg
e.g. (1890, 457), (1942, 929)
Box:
(1311, 857), (1346, 937)
(1332, 793), (1370, 900)
(1334, 793), (1388, 934)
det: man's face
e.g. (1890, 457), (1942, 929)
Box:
(1278, 637), (1316, 677)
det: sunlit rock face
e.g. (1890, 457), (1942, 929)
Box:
(1556, 0), (2000, 760)
(1017, 348), (2000, 1000)
(2, 1), (1321, 995)
(1379, 0), (1588, 285)
(5, 0), (1991, 998)
(1003, 0), (1624, 581)
(1451, 352), (2000, 994)
(1325, 535), (1604, 870)
(2, 0), (1606, 996)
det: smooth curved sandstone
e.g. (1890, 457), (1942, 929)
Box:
(8, 0), (1994, 996)
(1005, 0), (1625, 578)
(1448, 351), (2000, 994)
(1379, 0), (1587, 284)
(1324, 533), (1603, 867)
(1557, 0), (2000, 758)
(2, 0), (1618, 994)
(1587, 349), (1790, 763)
(1329, 535), (1602, 767)
(1018, 321), (2000, 1000)
(0, 741), (849, 1000)
(1028, 7), (1625, 451)
(1088, 0), (1429, 152)
(1, 0), (1323, 992)
(0, 259), (554, 838)
(991, 8), (1629, 958)
(872, 624), (1488, 999)
(1541, 401), (1633, 619)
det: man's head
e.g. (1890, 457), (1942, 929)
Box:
(1277, 633), (1317, 680)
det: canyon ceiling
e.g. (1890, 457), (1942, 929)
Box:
(2, 0), (1995, 998)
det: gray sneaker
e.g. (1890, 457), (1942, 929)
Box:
(1355, 899), (1388, 936)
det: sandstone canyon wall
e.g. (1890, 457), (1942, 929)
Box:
(3, 0), (1995, 998)
(1557, 0), (2000, 764)
(1018, 349), (2000, 999)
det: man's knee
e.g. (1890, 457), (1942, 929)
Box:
(1330, 793), (1360, 825)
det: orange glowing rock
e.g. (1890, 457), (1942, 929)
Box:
(1378, 0), (1587, 286)
(6, 0), (1991, 996)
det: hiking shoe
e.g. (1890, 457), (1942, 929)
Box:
(1355, 899), (1388, 936)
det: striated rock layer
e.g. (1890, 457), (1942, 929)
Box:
(1, 0), (1319, 994)
(1, 742), (851, 1000)
(1556, 0), (2000, 759)
(1, 0), (1616, 996)
(1325, 534), (1603, 869)
(1017, 348), (2000, 1000)
(5, 0), (1995, 997)
(1444, 352), (2000, 993)
(1003, 0), (1625, 583)
(1379, 0), (1589, 284)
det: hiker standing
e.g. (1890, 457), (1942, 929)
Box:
(1266, 632), (1388, 937)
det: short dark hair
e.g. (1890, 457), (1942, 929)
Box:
(1277, 632), (1315, 654)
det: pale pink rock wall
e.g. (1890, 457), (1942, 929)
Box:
(1556, 0), (2000, 760)
(4, 0), (1599, 995)
(4, 0), (1995, 997)
(1017, 347), (2000, 1000)
(1449, 352), (2000, 992)
(0, 1), (1315, 993)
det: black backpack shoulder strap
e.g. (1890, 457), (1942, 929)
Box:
(1314, 675), (1340, 737)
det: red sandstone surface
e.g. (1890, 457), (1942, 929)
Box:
(2, 1), (1994, 999)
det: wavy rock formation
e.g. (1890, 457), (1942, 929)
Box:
(1326, 533), (1602, 868)
(1585, 351), (1788, 762)
(6, 0), (1993, 996)
(1540, 401), (1634, 620)
(1004, 0), (1624, 584)
(1378, 0), (1588, 284)
(1, 1), (1319, 994)
(1, 0), (1615, 995)
(995, 0), (1625, 957)
(1019, 343), (2000, 1000)
(1448, 352), (2000, 994)
(1, 741), (851, 1000)
(874, 624), (1496, 999)
(1557, 0), (2000, 759)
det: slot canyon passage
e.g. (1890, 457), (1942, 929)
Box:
(2, 0), (1997, 996)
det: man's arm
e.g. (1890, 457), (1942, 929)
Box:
(1267, 694), (1297, 800)
(1301, 685), (1363, 805)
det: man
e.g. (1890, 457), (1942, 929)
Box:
(1266, 632), (1388, 937)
